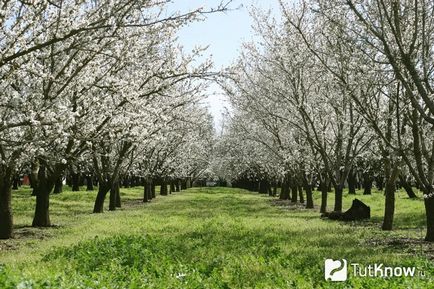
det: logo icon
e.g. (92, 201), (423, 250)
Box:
(325, 259), (347, 281)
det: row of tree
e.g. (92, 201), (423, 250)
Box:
(215, 0), (434, 241)
(0, 1), (228, 239)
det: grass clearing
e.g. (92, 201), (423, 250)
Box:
(0, 186), (433, 288)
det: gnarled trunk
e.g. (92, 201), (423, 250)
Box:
(93, 180), (111, 213)
(32, 164), (55, 227)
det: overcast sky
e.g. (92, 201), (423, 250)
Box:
(166, 0), (282, 130)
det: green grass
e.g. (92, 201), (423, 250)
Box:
(0, 186), (433, 288)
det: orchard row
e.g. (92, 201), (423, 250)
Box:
(0, 1), (228, 239)
(214, 0), (434, 241)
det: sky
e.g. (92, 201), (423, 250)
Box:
(166, 0), (282, 131)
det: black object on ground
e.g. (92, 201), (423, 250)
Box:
(321, 199), (370, 221)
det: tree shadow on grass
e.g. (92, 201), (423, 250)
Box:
(0, 226), (61, 252)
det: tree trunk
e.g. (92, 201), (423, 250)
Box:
(79, 174), (85, 186)
(347, 169), (357, 194)
(160, 180), (168, 196)
(93, 181), (111, 213)
(175, 180), (180, 192)
(381, 97), (397, 230)
(143, 178), (153, 203)
(363, 173), (373, 195)
(302, 176), (314, 209)
(290, 179), (298, 203)
(115, 184), (121, 208)
(399, 176), (417, 199)
(143, 183), (149, 203)
(170, 181), (175, 194)
(109, 181), (119, 211)
(268, 184), (273, 196)
(0, 167), (13, 239)
(273, 184), (277, 197)
(66, 175), (72, 187)
(29, 174), (34, 189)
(32, 164), (54, 227)
(71, 173), (80, 191)
(144, 179), (152, 202)
(31, 186), (38, 196)
(298, 185), (304, 203)
(32, 184), (51, 227)
(305, 186), (314, 209)
(279, 179), (290, 200)
(290, 187), (298, 203)
(181, 179), (187, 190)
(12, 176), (19, 190)
(424, 192), (434, 242)
(334, 184), (343, 212)
(259, 180), (268, 194)
(30, 161), (39, 196)
(148, 180), (153, 199)
(382, 178), (396, 230)
(255, 181), (260, 192)
(53, 176), (63, 194)
(151, 182), (156, 199)
(86, 175), (94, 191)
(320, 180), (328, 213)
(123, 175), (130, 188)
(375, 175), (384, 191)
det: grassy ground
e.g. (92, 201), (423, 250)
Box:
(0, 186), (433, 288)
